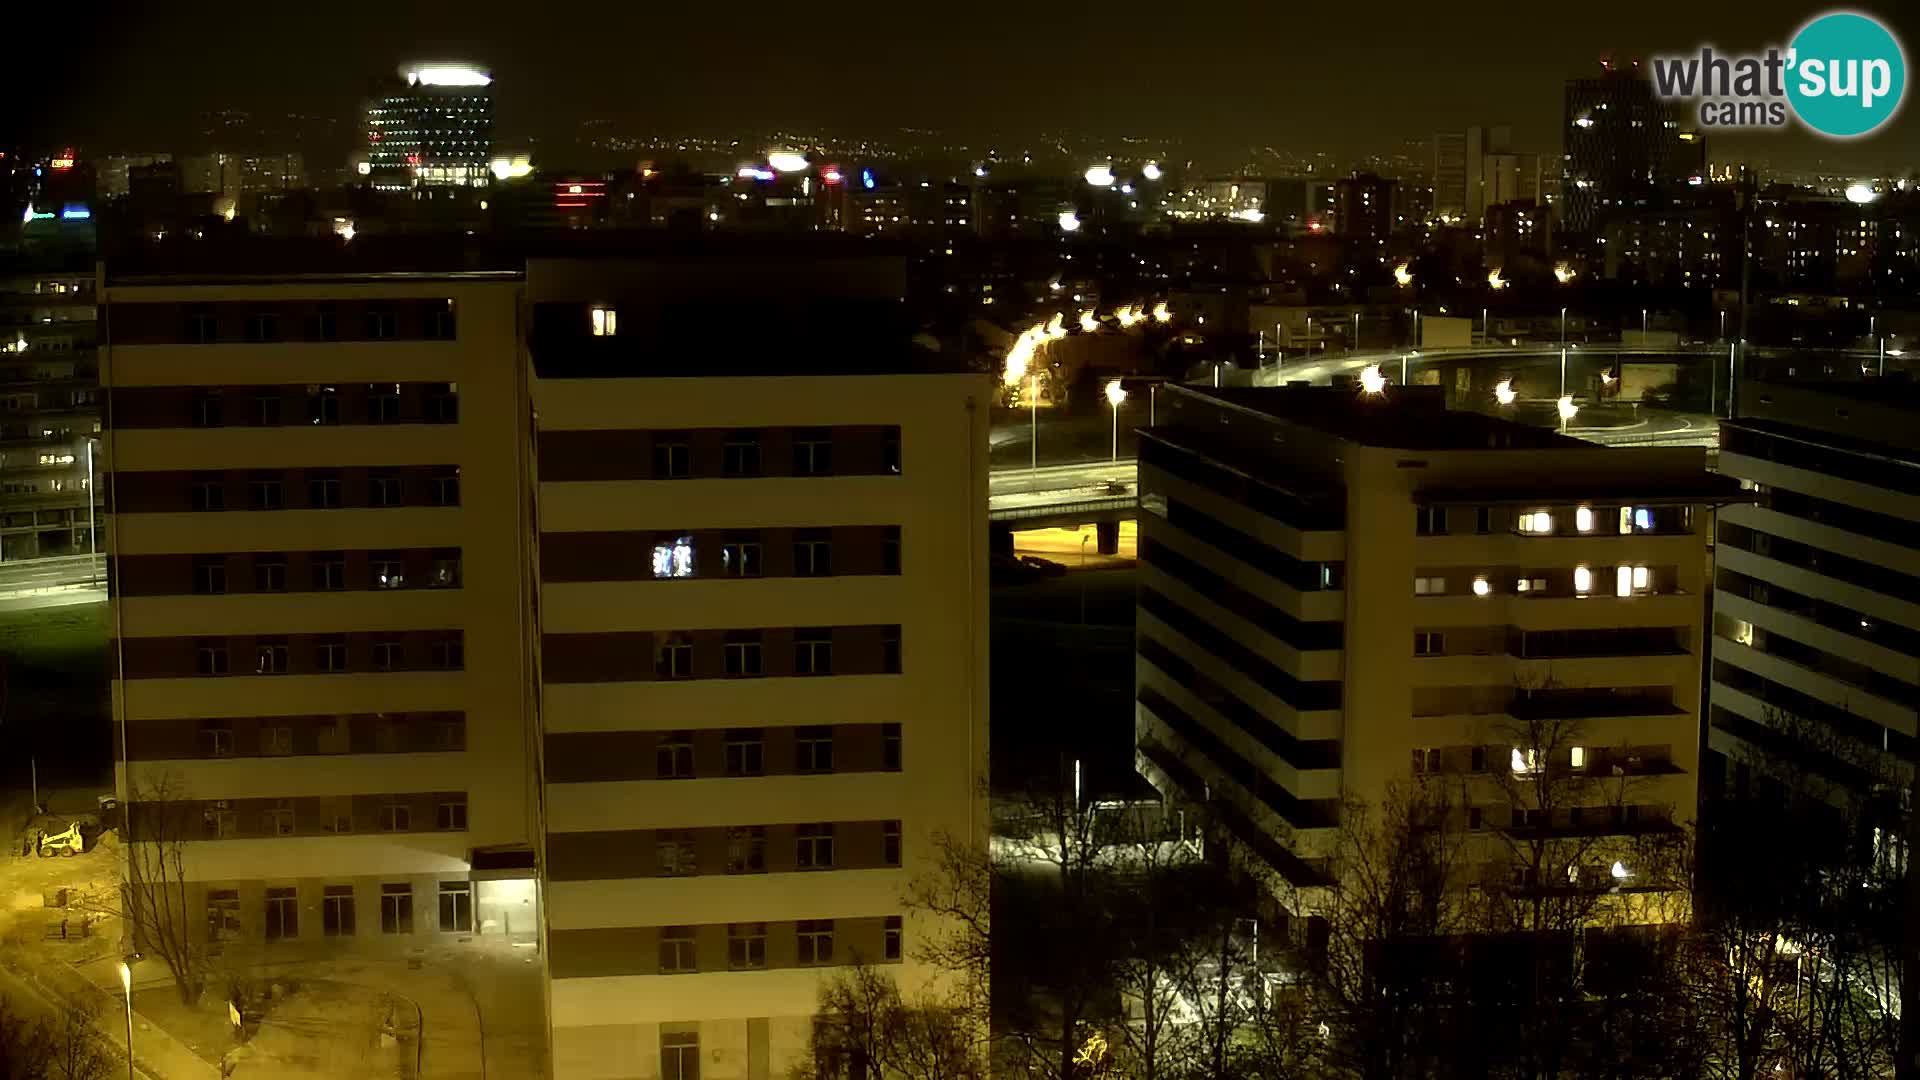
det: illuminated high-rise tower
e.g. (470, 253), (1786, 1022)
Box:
(364, 64), (495, 192)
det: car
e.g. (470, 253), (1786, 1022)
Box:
(1017, 555), (1067, 577)
(1102, 480), (1129, 495)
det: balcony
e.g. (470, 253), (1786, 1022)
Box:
(1506, 690), (1685, 723)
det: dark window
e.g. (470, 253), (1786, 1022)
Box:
(372, 553), (405, 589)
(883, 723), (902, 771)
(723, 432), (762, 477)
(245, 311), (281, 343)
(795, 630), (833, 675)
(264, 887), (298, 941)
(796, 726), (835, 772)
(728, 923), (768, 969)
(427, 383), (458, 424)
(196, 640), (229, 676)
(882, 526), (901, 574)
(255, 639), (290, 675)
(883, 627), (902, 674)
(430, 468), (460, 507)
(1476, 506), (1493, 534)
(652, 435), (691, 479)
(307, 386), (340, 426)
(304, 308), (338, 342)
(883, 820), (902, 866)
(430, 636), (464, 670)
(794, 530), (833, 577)
(727, 826), (766, 873)
(797, 918), (834, 964)
(656, 635), (693, 679)
(657, 731), (694, 778)
(185, 310), (218, 344)
(252, 393), (282, 426)
(883, 428), (901, 474)
(437, 801), (467, 831)
(656, 830), (696, 875)
(1416, 506), (1447, 536)
(430, 551), (461, 588)
(367, 384), (401, 424)
(1414, 631), (1443, 656)
(725, 634), (763, 677)
(313, 553), (345, 591)
(726, 729), (764, 776)
(192, 389), (224, 428)
(426, 302), (456, 341)
(248, 475), (283, 511)
(722, 536), (762, 577)
(380, 884), (413, 933)
(884, 915), (902, 961)
(372, 638), (402, 671)
(661, 1031), (699, 1080)
(797, 823), (835, 868)
(316, 637), (348, 673)
(198, 720), (233, 756)
(192, 556), (227, 595)
(370, 471), (403, 507)
(438, 881), (472, 932)
(381, 804), (412, 831)
(191, 475), (224, 512)
(659, 927), (697, 973)
(794, 428), (833, 476)
(364, 308), (398, 340)
(308, 472), (341, 508)
(322, 886), (355, 936)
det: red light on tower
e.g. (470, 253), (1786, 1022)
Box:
(822, 167), (844, 185)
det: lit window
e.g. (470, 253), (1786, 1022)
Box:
(1633, 566), (1650, 591)
(1518, 510), (1553, 534)
(1616, 565), (1633, 597)
(1573, 565), (1593, 594)
(1575, 507), (1594, 533)
(1570, 746), (1587, 769)
(590, 307), (618, 336)
(1413, 576), (1446, 595)
(651, 535), (694, 578)
(1634, 507), (1653, 531)
(1511, 748), (1541, 775)
(1472, 576), (1491, 596)
(1618, 506), (1633, 534)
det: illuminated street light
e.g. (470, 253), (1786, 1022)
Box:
(1494, 379), (1517, 406)
(1359, 365), (1387, 395)
(118, 961), (134, 1080)
(409, 65), (491, 86)
(1057, 210), (1082, 232)
(1115, 305), (1141, 328)
(1558, 395), (1580, 424)
(1151, 301), (1171, 324)
(1393, 263), (1413, 287)
(1554, 264), (1576, 284)
(1079, 310), (1098, 333)
(1233, 207), (1265, 223)
(1141, 161), (1163, 181)
(1487, 269), (1508, 290)
(1611, 860), (1631, 880)
(1046, 312), (1067, 340)
(1846, 183), (1878, 205)
(767, 151), (810, 173)
(1107, 379), (1128, 460)
(490, 156), (533, 181)
(1084, 165), (1116, 188)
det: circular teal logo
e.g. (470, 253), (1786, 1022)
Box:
(1787, 12), (1906, 138)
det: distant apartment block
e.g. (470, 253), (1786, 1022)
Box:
(0, 257), (101, 562)
(1134, 385), (1733, 913)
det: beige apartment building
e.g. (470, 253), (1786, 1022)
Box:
(526, 254), (989, 1080)
(103, 265), (542, 954)
(1134, 385), (1734, 913)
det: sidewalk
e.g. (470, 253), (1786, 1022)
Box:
(0, 944), (220, 1080)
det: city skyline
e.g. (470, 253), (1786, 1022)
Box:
(10, 0), (1916, 175)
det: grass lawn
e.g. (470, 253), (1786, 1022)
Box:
(0, 602), (107, 683)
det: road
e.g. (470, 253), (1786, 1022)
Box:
(989, 460), (1137, 516)
(0, 555), (105, 606)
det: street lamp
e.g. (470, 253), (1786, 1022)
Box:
(1558, 395), (1579, 430)
(1029, 373), (1039, 472)
(118, 960), (134, 1080)
(1494, 379), (1517, 406)
(1560, 306), (1568, 348)
(1106, 379), (1127, 461)
(86, 437), (97, 584)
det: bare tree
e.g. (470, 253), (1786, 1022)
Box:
(118, 773), (210, 1005)
(798, 963), (987, 1080)
(0, 994), (55, 1079)
(0, 993), (112, 1080)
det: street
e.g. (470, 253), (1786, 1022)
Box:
(0, 555), (106, 612)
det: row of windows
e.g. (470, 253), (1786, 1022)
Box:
(1138, 686), (1339, 830)
(130, 793), (468, 842)
(652, 917), (903, 974)
(116, 383), (460, 429)
(133, 712), (465, 761)
(1760, 484), (1920, 557)
(175, 468), (461, 512)
(1712, 659), (1917, 762)
(1424, 502), (1687, 537)
(1410, 743), (1675, 779)
(538, 426), (902, 482)
(110, 300), (457, 345)
(1719, 520), (1920, 605)
(1713, 613), (1920, 709)
(1138, 587), (1343, 711)
(1716, 567), (1920, 658)
(1723, 424), (1920, 498)
(646, 821), (901, 877)
(545, 724), (900, 784)
(1412, 564), (1663, 598)
(1137, 636), (1341, 772)
(644, 528), (896, 580)
(171, 550), (460, 595)
(228, 881), (472, 942)
(1140, 538), (1343, 651)
(1159, 498), (1343, 593)
(653, 629), (897, 679)
(174, 633), (464, 677)
(1139, 435), (1343, 533)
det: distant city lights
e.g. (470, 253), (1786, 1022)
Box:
(861, 169), (876, 190)
(1845, 183), (1878, 205)
(1232, 207), (1265, 223)
(1058, 210), (1082, 232)
(1084, 165), (1116, 188)
(49, 150), (76, 170)
(767, 151), (810, 174)
(1141, 161), (1162, 181)
(1393, 263), (1414, 287)
(1488, 269), (1508, 290)
(489, 156), (533, 181)
(1078, 310), (1098, 333)
(1554, 264), (1577, 284)
(736, 167), (776, 182)
(1359, 365), (1387, 395)
(822, 168), (844, 185)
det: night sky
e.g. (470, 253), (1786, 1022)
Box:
(9, 0), (1918, 172)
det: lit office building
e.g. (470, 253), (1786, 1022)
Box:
(365, 65), (495, 192)
(0, 257), (100, 562)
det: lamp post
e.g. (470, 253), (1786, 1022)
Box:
(1482, 306), (1489, 345)
(1720, 309), (1728, 341)
(118, 961), (134, 1080)
(1642, 307), (1649, 340)
(1106, 379), (1128, 462)
(86, 438), (97, 585)
(1305, 316), (1313, 355)
(1029, 374), (1038, 472)
(1352, 312), (1360, 353)
(1561, 306), (1568, 348)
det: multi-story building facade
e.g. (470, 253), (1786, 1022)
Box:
(1709, 380), (1920, 816)
(1333, 173), (1396, 267)
(526, 252), (989, 1079)
(1562, 67), (1702, 236)
(365, 65), (495, 192)
(103, 264), (541, 956)
(1134, 385), (1731, 914)
(0, 256), (101, 562)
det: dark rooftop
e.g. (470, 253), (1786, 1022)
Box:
(1200, 384), (1590, 451)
